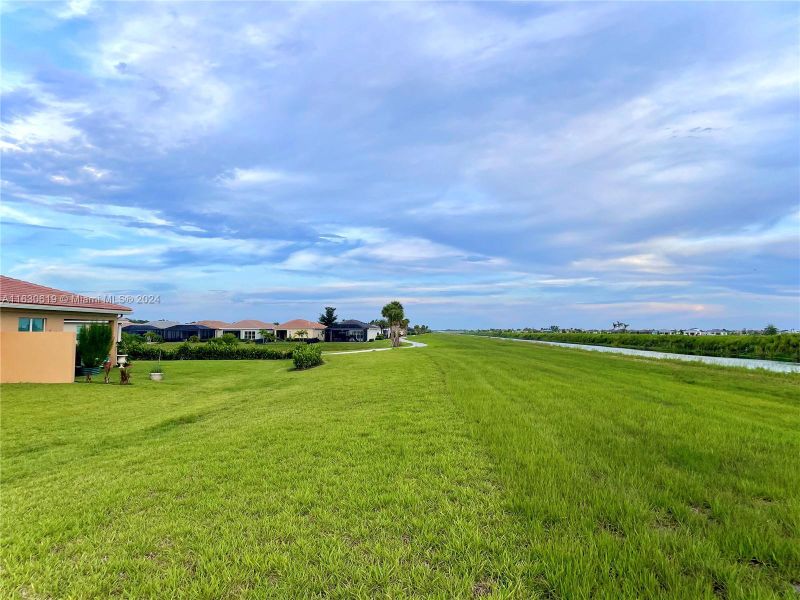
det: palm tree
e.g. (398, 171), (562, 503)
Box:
(381, 301), (405, 347)
(295, 329), (308, 342)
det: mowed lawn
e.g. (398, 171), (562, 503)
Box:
(2, 335), (798, 598)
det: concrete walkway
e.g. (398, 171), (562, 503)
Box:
(485, 336), (800, 373)
(324, 337), (427, 356)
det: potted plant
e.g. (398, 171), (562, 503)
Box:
(77, 324), (113, 382)
(149, 365), (164, 381)
(150, 352), (164, 381)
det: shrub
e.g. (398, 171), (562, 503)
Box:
(144, 331), (163, 343)
(207, 334), (239, 346)
(187, 335), (200, 343)
(126, 344), (294, 361)
(219, 333), (240, 345)
(120, 332), (144, 354)
(292, 344), (323, 370)
(77, 324), (113, 368)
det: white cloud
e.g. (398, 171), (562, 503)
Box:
(280, 249), (339, 271)
(81, 165), (109, 179)
(217, 167), (301, 188)
(574, 301), (721, 316)
(48, 175), (74, 185)
(572, 253), (678, 274)
(346, 238), (464, 263)
(1, 101), (86, 148)
(0, 204), (46, 226)
(58, 0), (93, 19)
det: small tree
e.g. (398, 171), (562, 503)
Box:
(319, 307), (338, 327)
(144, 331), (163, 343)
(381, 301), (405, 348)
(295, 329), (308, 342)
(763, 324), (779, 335)
(220, 333), (240, 346)
(259, 329), (275, 342)
(77, 324), (113, 382)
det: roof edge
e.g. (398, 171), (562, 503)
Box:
(0, 302), (131, 314)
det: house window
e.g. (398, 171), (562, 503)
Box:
(18, 317), (46, 332)
(243, 330), (256, 340)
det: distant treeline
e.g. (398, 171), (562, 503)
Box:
(470, 331), (800, 363)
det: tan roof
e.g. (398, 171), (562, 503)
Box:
(195, 319), (275, 330)
(229, 319), (274, 329)
(277, 319), (326, 330)
(0, 275), (131, 312)
(195, 320), (232, 329)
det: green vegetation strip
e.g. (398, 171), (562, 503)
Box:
(124, 341), (399, 360)
(472, 330), (800, 363)
(2, 335), (798, 597)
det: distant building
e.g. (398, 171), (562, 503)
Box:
(324, 320), (381, 342)
(161, 323), (215, 342)
(195, 319), (275, 340)
(145, 320), (181, 329)
(275, 319), (326, 341)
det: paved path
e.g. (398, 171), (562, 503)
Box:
(324, 337), (427, 356)
(483, 336), (800, 373)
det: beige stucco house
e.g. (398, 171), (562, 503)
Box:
(275, 319), (326, 341)
(0, 276), (132, 383)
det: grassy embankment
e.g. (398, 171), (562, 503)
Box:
(2, 334), (798, 598)
(472, 330), (800, 362)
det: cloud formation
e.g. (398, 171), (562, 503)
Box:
(1, 2), (798, 328)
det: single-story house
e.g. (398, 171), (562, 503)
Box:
(161, 323), (215, 342)
(228, 320), (275, 340)
(194, 320), (228, 335)
(122, 323), (160, 336)
(195, 319), (275, 340)
(275, 319), (326, 341)
(0, 275), (131, 383)
(325, 319), (381, 342)
(145, 320), (180, 329)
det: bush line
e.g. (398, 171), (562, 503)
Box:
(124, 343), (295, 361)
(472, 331), (800, 363)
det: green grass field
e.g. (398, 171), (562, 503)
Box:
(2, 335), (798, 598)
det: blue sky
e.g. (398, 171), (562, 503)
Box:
(2, 1), (798, 329)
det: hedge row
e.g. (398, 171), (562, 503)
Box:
(472, 331), (800, 362)
(123, 342), (294, 361)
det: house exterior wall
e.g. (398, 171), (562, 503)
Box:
(0, 307), (121, 383)
(0, 332), (76, 383)
(282, 327), (325, 340)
